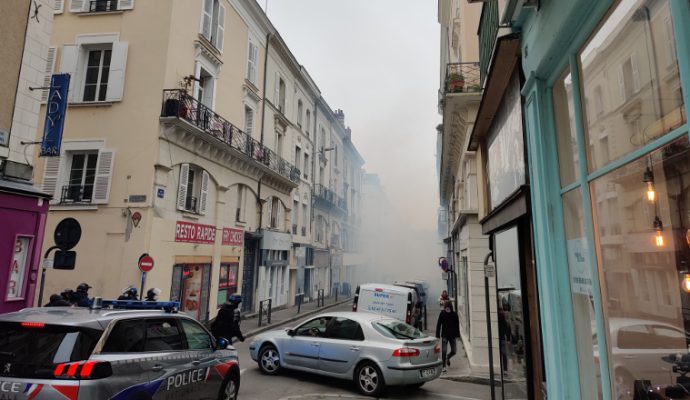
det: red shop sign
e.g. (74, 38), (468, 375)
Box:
(175, 221), (216, 244)
(222, 228), (244, 247)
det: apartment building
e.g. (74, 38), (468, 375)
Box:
(0, 0), (54, 313)
(34, 0), (365, 320)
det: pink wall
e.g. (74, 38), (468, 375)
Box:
(0, 191), (48, 314)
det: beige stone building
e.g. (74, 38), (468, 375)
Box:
(33, 0), (364, 320)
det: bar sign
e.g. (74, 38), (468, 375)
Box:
(40, 74), (70, 157)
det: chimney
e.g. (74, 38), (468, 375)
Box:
(345, 127), (352, 140)
(334, 109), (345, 127)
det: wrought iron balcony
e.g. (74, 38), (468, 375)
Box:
(338, 197), (348, 211)
(89, 0), (119, 12)
(161, 90), (300, 184)
(444, 62), (482, 94)
(313, 184), (337, 205)
(60, 184), (93, 204)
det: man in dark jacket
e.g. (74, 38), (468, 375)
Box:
(211, 294), (244, 344)
(45, 294), (71, 307)
(436, 300), (460, 373)
(73, 283), (92, 307)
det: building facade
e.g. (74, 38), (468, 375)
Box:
(437, 0), (494, 374)
(33, 0), (364, 320)
(0, 0), (54, 313)
(516, 0), (690, 398)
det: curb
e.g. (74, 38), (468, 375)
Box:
(244, 298), (352, 339)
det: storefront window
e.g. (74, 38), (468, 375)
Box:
(495, 227), (528, 398)
(590, 136), (690, 399)
(171, 264), (211, 321)
(562, 189), (602, 398)
(218, 262), (239, 305)
(488, 71), (526, 209)
(579, 0), (685, 172)
(553, 69), (580, 187)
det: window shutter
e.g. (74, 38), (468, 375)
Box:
(42, 156), (62, 204)
(55, 0), (64, 14)
(41, 47), (57, 102)
(617, 65), (625, 102)
(199, 170), (210, 215)
(631, 54), (640, 92)
(69, 0), (85, 12)
(177, 164), (189, 211)
(118, 0), (134, 10)
(201, 0), (213, 40)
(105, 42), (128, 102)
(60, 44), (79, 102)
(215, 3), (225, 51)
(266, 197), (273, 227)
(247, 42), (257, 82)
(277, 201), (284, 230)
(92, 149), (114, 204)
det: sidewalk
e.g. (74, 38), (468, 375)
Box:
(242, 296), (352, 338)
(424, 305), (493, 386)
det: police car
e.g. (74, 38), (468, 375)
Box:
(0, 299), (240, 400)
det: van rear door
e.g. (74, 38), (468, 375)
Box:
(356, 287), (408, 322)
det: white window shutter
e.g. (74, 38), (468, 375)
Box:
(631, 54), (640, 92)
(105, 42), (128, 102)
(247, 42), (256, 82)
(69, 0), (85, 12)
(55, 0), (64, 14)
(215, 3), (225, 51)
(60, 44), (79, 102)
(42, 156), (62, 204)
(201, 0), (213, 40)
(617, 65), (625, 102)
(199, 170), (210, 215)
(277, 202), (284, 230)
(266, 197), (273, 227)
(177, 164), (189, 211)
(92, 149), (114, 204)
(274, 74), (280, 106)
(118, 0), (134, 10)
(41, 47), (57, 102)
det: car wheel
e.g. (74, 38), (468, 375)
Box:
(258, 344), (281, 375)
(218, 371), (239, 400)
(355, 361), (385, 397)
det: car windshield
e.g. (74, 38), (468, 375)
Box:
(373, 319), (426, 340)
(0, 322), (102, 379)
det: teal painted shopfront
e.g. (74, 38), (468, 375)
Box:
(518, 0), (690, 398)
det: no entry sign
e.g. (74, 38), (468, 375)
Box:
(138, 254), (155, 273)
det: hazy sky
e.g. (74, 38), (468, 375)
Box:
(261, 0), (441, 231)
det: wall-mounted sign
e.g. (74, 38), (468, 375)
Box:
(175, 221), (216, 244)
(131, 212), (142, 227)
(128, 195), (147, 203)
(40, 74), (70, 157)
(7, 237), (31, 300)
(157, 188), (165, 199)
(222, 228), (244, 246)
(0, 129), (9, 147)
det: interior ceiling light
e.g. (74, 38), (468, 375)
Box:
(653, 216), (664, 247)
(643, 166), (655, 203)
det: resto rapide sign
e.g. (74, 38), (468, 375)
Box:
(175, 221), (216, 244)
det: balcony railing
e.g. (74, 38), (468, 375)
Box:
(60, 184), (93, 204)
(89, 0), (119, 12)
(338, 198), (348, 211)
(161, 90), (300, 184)
(445, 62), (482, 94)
(314, 184), (337, 204)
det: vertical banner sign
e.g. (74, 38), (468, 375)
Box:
(40, 74), (70, 157)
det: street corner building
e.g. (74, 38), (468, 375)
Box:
(438, 0), (690, 398)
(0, 0), (55, 313)
(29, 0), (364, 322)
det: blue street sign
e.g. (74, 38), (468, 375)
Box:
(40, 74), (70, 157)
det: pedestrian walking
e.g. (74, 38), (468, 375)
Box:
(436, 300), (459, 373)
(438, 290), (449, 307)
(44, 294), (71, 307)
(73, 283), (92, 307)
(211, 294), (244, 344)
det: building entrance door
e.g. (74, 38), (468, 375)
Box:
(242, 237), (257, 312)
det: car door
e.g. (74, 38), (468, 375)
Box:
(180, 318), (218, 399)
(282, 317), (331, 370)
(318, 317), (365, 374)
(141, 318), (188, 398)
(99, 319), (157, 394)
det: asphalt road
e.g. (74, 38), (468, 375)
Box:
(233, 302), (490, 400)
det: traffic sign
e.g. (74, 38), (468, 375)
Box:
(138, 254), (155, 272)
(484, 263), (495, 278)
(54, 218), (81, 250)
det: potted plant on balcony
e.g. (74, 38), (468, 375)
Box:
(446, 73), (465, 93)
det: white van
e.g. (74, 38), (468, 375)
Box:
(352, 283), (418, 325)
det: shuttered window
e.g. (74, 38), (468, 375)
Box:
(247, 40), (258, 83)
(60, 41), (128, 103)
(41, 47), (57, 102)
(41, 148), (115, 205)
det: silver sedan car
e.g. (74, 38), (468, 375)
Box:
(248, 311), (442, 396)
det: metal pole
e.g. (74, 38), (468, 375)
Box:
(38, 245), (61, 306)
(258, 300), (263, 327)
(484, 252), (496, 400)
(139, 272), (146, 300)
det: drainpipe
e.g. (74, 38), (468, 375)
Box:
(260, 32), (271, 144)
(484, 251), (496, 400)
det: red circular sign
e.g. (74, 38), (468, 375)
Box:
(138, 255), (155, 272)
